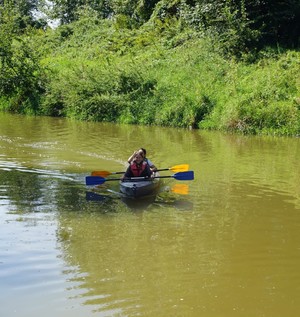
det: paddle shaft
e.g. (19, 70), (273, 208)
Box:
(86, 171), (194, 186)
(111, 167), (175, 173)
(124, 171), (194, 181)
(91, 164), (189, 177)
(93, 168), (175, 176)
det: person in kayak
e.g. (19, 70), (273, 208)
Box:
(127, 148), (157, 173)
(122, 149), (153, 180)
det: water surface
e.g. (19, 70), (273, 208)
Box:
(0, 113), (299, 317)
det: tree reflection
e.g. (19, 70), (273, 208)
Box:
(0, 170), (50, 213)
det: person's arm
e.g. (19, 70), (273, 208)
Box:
(151, 165), (157, 172)
(127, 151), (137, 164)
(147, 159), (157, 172)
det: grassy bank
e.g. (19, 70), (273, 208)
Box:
(1, 14), (300, 136)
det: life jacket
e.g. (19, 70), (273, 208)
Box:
(130, 161), (148, 177)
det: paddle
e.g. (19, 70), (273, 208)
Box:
(91, 164), (189, 177)
(86, 171), (194, 186)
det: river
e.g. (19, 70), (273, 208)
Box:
(0, 112), (299, 317)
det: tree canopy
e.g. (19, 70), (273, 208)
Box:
(1, 0), (299, 49)
(46, 0), (300, 49)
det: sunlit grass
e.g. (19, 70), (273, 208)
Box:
(2, 14), (299, 136)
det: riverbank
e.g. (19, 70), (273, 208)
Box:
(1, 13), (299, 136)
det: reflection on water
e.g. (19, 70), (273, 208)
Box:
(1, 112), (300, 317)
(85, 182), (194, 212)
(57, 181), (300, 316)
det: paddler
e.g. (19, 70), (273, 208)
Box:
(122, 149), (153, 180)
(127, 148), (157, 173)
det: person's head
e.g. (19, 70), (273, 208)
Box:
(140, 148), (146, 156)
(134, 150), (145, 163)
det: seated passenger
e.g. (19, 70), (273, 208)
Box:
(122, 150), (152, 180)
(127, 148), (157, 173)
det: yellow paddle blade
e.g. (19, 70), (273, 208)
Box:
(169, 164), (189, 173)
(91, 170), (111, 177)
(171, 184), (189, 195)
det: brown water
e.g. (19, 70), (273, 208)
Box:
(0, 112), (299, 317)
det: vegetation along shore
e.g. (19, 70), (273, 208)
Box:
(0, 0), (299, 136)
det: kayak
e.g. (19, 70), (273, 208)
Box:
(120, 176), (161, 198)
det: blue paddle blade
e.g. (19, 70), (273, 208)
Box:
(173, 171), (194, 181)
(86, 176), (106, 185)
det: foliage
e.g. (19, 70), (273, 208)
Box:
(200, 50), (300, 135)
(148, 0), (300, 55)
(0, 0), (46, 114)
(0, 0), (44, 29)
(0, 0), (300, 136)
(46, 0), (300, 52)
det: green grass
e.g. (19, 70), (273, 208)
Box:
(1, 15), (300, 136)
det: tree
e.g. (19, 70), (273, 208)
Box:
(49, 0), (161, 25)
(180, 0), (300, 53)
(0, 0), (45, 113)
(49, 0), (114, 24)
(0, 0), (41, 30)
(244, 0), (300, 47)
